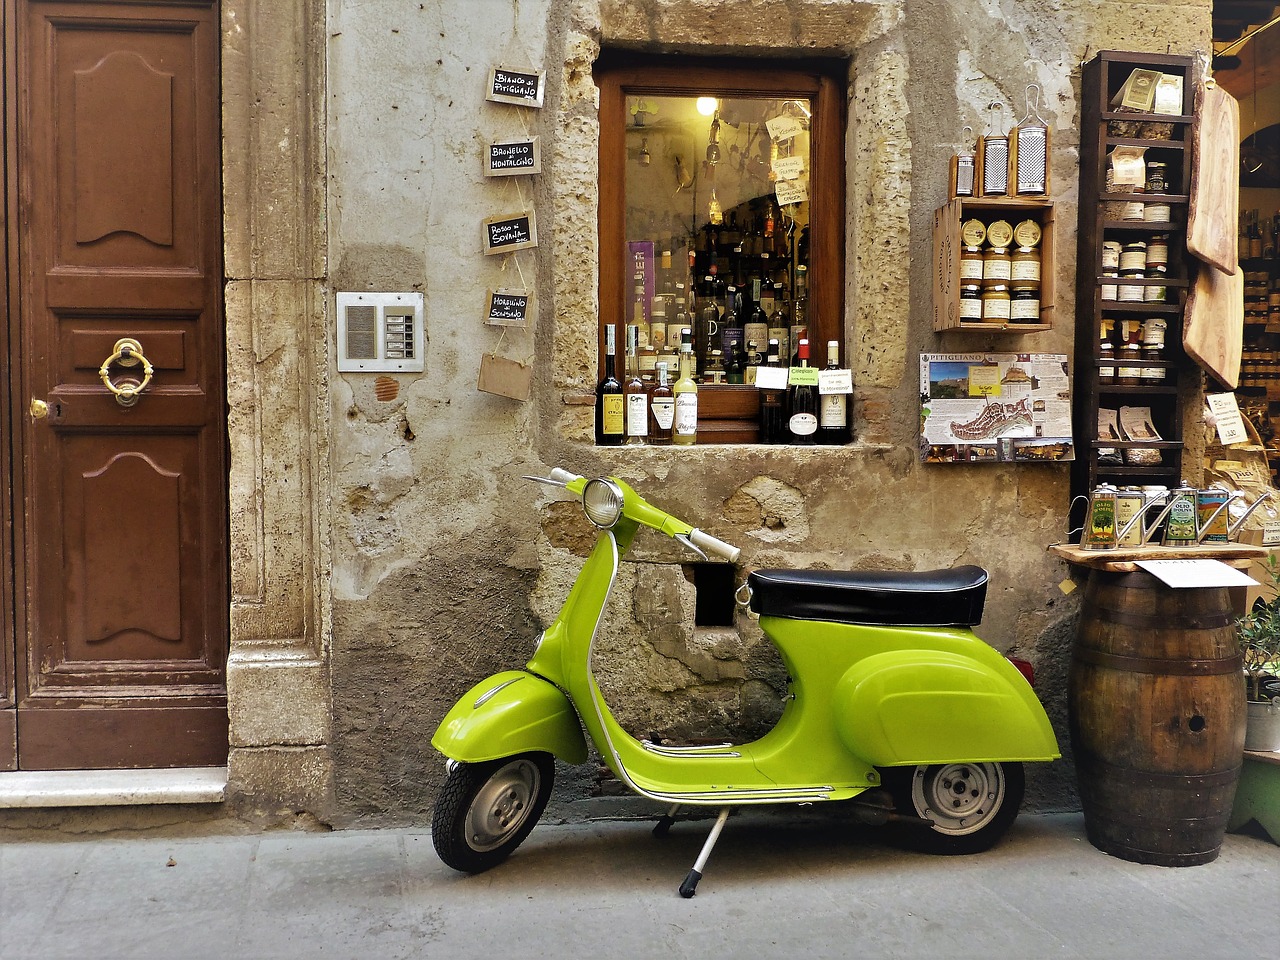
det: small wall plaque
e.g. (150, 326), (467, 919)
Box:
(486, 66), (545, 108)
(485, 288), (532, 326)
(484, 137), (541, 177)
(482, 210), (538, 255)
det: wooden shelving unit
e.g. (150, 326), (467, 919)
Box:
(1071, 51), (1197, 526)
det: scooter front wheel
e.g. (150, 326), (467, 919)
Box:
(432, 752), (554, 873)
(883, 761), (1024, 855)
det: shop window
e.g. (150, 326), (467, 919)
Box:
(596, 53), (847, 443)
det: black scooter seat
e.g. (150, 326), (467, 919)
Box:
(748, 565), (988, 627)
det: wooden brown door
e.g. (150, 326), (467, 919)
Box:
(1, 0), (227, 769)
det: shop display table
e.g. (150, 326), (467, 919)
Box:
(1050, 543), (1269, 866)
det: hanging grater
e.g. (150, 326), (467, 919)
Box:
(1012, 83), (1050, 195)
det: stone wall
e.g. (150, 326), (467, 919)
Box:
(289, 0), (1214, 826)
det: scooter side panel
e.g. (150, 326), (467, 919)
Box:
(833, 650), (1060, 765)
(431, 670), (588, 765)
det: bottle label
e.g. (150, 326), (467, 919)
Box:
(819, 394), (846, 428)
(651, 397), (675, 430)
(789, 412), (818, 436)
(675, 394), (698, 436)
(626, 394), (649, 436)
(602, 395), (624, 435)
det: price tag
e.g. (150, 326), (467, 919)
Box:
(766, 115), (804, 142)
(772, 156), (804, 181)
(819, 369), (853, 395)
(1263, 521), (1280, 546)
(788, 366), (820, 387)
(754, 366), (789, 390)
(775, 179), (808, 206)
(1207, 392), (1248, 445)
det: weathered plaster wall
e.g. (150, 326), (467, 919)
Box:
(321, 0), (1211, 826)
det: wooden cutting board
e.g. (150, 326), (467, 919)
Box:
(1186, 80), (1239, 275)
(1184, 261), (1244, 389)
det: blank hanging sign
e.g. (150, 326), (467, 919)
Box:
(478, 353), (533, 401)
(485, 288), (532, 326)
(487, 66), (545, 108)
(485, 137), (541, 177)
(483, 210), (538, 255)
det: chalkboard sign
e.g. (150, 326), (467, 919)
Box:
(486, 66), (545, 108)
(482, 210), (538, 255)
(485, 288), (532, 326)
(484, 137), (541, 177)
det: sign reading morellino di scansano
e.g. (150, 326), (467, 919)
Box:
(484, 137), (541, 177)
(484, 288), (532, 326)
(486, 65), (545, 108)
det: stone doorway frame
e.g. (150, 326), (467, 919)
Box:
(221, 0), (333, 819)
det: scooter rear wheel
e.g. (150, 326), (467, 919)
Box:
(883, 761), (1024, 855)
(432, 752), (554, 873)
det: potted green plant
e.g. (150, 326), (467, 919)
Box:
(1236, 555), (1280, 752)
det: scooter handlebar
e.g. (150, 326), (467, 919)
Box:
(689, 528), (741, 564)
(548, 468), (582, 485)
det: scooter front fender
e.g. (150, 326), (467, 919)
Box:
(431, 670), (587, 765)
(833, 650), (1060, 766)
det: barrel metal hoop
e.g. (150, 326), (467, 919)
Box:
(1077, 752), (1243, 788)
(1075, 646), (1244, 675)
(1091, 606), (1234, 630)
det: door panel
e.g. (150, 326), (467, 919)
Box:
(11, 0), (227, 769)
(1, 0), (16, 771)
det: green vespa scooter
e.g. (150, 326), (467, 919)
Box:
(431, 468), (1059, 897)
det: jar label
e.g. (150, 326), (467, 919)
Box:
(960, 298), (983, 320)
(983, 260), (1012, 281)
(983, 298), (1011, 321)
(1011, 260), (1041, 281)
(960, 259), (984, 280)
(1010, 298), (1040, 320)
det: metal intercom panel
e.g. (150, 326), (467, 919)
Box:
(336, 292), (425, 372)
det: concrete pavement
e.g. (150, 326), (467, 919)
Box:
(1, 811), (1277, 959)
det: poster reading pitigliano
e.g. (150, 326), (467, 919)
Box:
(919, 353), (1074, 463)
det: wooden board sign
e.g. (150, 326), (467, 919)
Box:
(485, 288), (532, 326)
(484, 137), (541, 177)
(486, 66), (545, 108)
(482, 210), (537, 255)
(477, 353), (533, 401)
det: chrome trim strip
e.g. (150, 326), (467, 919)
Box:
(643, 786), (837, 804)
(473, 675), (523, 709)
(641, 741), (742, 759)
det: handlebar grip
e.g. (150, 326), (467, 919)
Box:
(549, 467), (582, 484)
(689, 528), (741, 564)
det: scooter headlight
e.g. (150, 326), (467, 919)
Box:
(582, 478), (625, 528)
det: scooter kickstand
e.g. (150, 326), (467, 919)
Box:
(678, 807), (732, 898)
(654, 804), (681, 838)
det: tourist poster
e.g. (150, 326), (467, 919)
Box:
(919, 353), (1074, 463)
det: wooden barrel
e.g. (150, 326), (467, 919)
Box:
(1068, 569), (1246, 866)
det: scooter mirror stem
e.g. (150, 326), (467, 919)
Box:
(521, 474), (569, 488)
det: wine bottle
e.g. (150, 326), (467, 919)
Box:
(818, 340), (851, 445)
(786, 338), (819, 445)
(624, 325), (648, 446)
(673, 329), (698, 446)
(759, 339), (787, 444)
(595, 324), (624, 446)
(649, 361), (674, 445)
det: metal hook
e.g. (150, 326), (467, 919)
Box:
(961, 124), (975, 150)
(1018, 83), (1047, 127)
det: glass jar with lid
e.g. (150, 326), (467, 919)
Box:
(981, 284), (1011, 322)
(1011, 246), (1041, 283)
(960, 245), (984, 281)
(1010, 287), (1040, 322)
(959, 284), (983, 320)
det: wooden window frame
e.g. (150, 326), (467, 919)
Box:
(595, 52), (847, 441)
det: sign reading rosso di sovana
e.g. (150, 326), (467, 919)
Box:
(482, 210), (538, 255)
(484, 137), (541, 177)
(486, 66), (545, 108)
